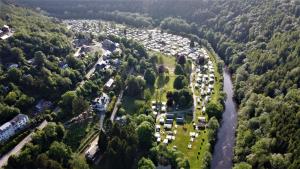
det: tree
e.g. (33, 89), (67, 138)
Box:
(174, 64), (184, 75)
(173, 75), (188, 90)
(233, 162), (252, 169)
(158, 65), (165, 74)
(70, 155), (90, 169)
(60, 91), (77, 112)
(177, 54), (186, 65)
(72, 96), (89, 115)
(138, 157), (155, 169)
(144, 69), (156, 86)
(4, 91), (18, 105)
(190, 39), (195, 48)
(34, 51), (46, 68)
(98, 130), (108, 154)
(126, 76), (146, 97)
(144, 88), (152, 101)
(136, 121), (154, 150)
(7, 67), (22, 82)
(206, 102), (223, 120)
(11, 47), (25, 64)
(207, 117), (220, 144)
(48, 141), (72, 167)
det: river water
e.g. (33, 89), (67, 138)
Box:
(210, 68), (238, 169)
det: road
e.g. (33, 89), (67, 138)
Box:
(110, 68), (133, 122)
(0, 120), (48, 168)
(110, 90), (124, 121)
(79, 44), (110, 87)
(190, 62), (197, 121)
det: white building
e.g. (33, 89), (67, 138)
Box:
(0, 114), (29, 142)
(92, 93), (110, 112)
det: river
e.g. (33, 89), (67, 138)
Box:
(210, 68), (238, 169)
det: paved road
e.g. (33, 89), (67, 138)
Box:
(0, 120), (48, 168)
(110, 90), (124, 121)
(190, 62), (197, 121)
(110, 68), (133, 122)
(79, 42), (111, 87)
(99, 112), (105, 130)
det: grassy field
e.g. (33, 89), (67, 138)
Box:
(154, 73), (177, 102)
(168, 123), (209, 169)
(206, 49), (222, 103)
(150, 51), (176, 70)
(121, 96), (145, 114)
(64, 119), (98, 151)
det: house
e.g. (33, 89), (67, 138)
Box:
(35, 100), (53, 113)
(92, 93), (110, 112)
(0, 25), (12, 40)
(0, 114), (29, 142)
(104, 78), (114, 90)
(1, 25), (10, 34)
(102, 39), (116, 51)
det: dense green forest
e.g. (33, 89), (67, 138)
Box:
(2, 0), (300, 168)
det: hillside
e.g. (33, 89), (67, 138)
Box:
(4, 0), (300, 168)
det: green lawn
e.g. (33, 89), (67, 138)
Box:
(153, 73), (177, 102)
(206, 48), (222, 103)
(64, 119), (98, 151)
(121, 96), (145, 114)
(150, 51), (176, 70)
(168, 124), (209, 169)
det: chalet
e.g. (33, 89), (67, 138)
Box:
(176, 114), (185, 124)
(159, 118), (165, 125)
(0, 114), (29, 142)
(166, 113), (175, 119)
(176, 117), (184, 124)
(164, 124), (172, 130)
(165, 119), (173, 124)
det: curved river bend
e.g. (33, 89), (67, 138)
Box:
(211, 68), (238, 169)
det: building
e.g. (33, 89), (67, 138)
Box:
(0, 114), (29, 142)
(0, 25), (12, 40)
(102, 39), (116, 51)
(35, 99), (53, 113)
(104, 78), (114, 90)
(85, 144), (98, 162)
(2, 25), (10, 33)
(92, 93), (110, 112)
(0, 123), (14, 142)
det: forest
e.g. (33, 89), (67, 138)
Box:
(2, 0), (300, 168)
